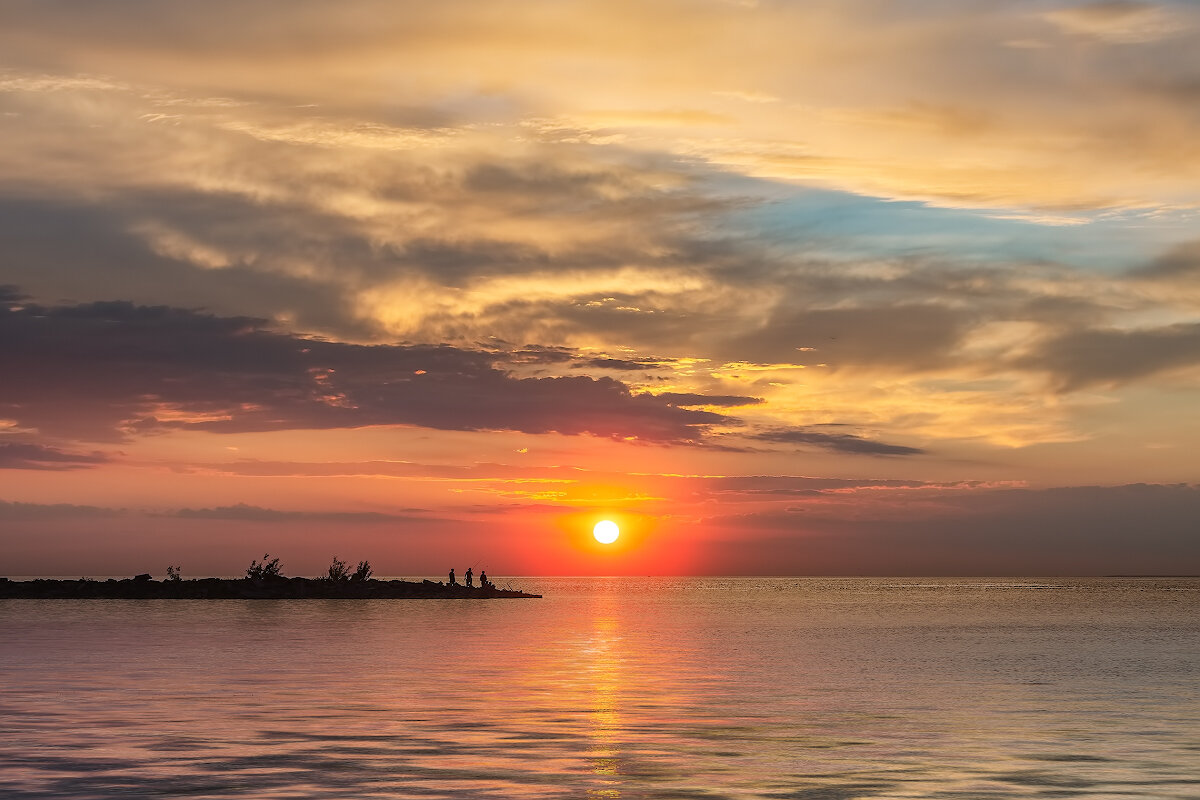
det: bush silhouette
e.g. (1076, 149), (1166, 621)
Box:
(351, 560), (372, 582)
(246, 554), (283, 580)
(166, 565), (182, 582)
(325, 556), (350, 582)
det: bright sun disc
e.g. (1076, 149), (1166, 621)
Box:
(593, 520), (619, 544)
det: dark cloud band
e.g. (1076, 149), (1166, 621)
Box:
(0, 293), (728, 443)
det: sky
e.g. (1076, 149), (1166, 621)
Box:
(2, 0), (1200, 576)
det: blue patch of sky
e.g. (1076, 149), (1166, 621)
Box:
(718, 182), (1196, 273)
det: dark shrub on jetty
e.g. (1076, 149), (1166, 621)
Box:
(246, 554), (283, 581)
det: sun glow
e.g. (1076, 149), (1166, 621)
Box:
(593, 519), (620, 544)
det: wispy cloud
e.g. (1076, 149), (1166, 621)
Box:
(167, 502), (427, 523)
(749, 428), (924, 457)
(0, 441), (109, 470)
(1043, 1), (1186, 43)
(0, 498), (122, 519)
(699, 483), (1200, 574)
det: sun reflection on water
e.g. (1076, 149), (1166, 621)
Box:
(584, 607), (625, 798)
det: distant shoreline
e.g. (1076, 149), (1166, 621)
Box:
(0, 576), (540, 599)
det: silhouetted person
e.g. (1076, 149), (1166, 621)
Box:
(448, 568), (456, 585)
(465, 567), (474, 587)
(480, 570), (489, 588)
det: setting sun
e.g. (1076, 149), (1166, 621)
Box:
(593, 520), (620, 544)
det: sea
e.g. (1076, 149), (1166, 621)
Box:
(2, 577), (1198, 799)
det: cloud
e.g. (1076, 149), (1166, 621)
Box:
(167, 502), (425, 523)
(0, 196), (381, 341)
(1043, 2), (1184, 43)
(0, 295), (731, 443)
(700, 483), (1200, 575)
(720, 303), (974, 373)
(705, 475), (930, 495)
(750, 428), (924, 456)
(649, 392), (763, 408)
(0, 497), (426, 523)
(576, 357), (666, 371)
(1132, 239), (1200, 281)
(1016, 322), (1200, 390)
(197, 458), (583, 480)
(0, 441), (109, 470)
(0, 499), (121, 519)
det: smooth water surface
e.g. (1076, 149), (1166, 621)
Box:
(2, 578), (1199, 799)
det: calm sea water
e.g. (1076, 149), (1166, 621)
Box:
(2, 578), (1199, 799)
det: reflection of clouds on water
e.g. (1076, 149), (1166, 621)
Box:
(1, 580), (1199, 797)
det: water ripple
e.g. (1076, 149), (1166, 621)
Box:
(2, 578), (1198, 799)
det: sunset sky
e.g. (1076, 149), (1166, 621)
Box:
(3, 0), (1199, 576)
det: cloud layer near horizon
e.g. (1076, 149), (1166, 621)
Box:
(4, 481), (1198, 576)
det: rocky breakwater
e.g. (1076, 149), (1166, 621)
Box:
(0, 575), (540, 599)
